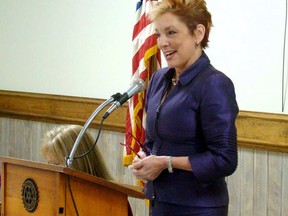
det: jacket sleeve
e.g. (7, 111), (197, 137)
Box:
(189, 73), (239, 183)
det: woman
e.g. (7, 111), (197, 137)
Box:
(41, 125), (113, 180)
(129, 0), (239, 215)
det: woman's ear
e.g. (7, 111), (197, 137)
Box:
(195, 24), (205, 45)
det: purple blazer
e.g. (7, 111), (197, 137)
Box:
(144, 52), (239, 207)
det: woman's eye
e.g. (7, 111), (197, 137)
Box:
(168, 31), (176, 35)
(155, 33), (160, 38)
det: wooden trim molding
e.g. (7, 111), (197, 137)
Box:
(0, 90), (288, 152)
(0, 90), (126, 132)
(236, 111), (288, 152)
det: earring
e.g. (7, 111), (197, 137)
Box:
(195, 42), (200, 48)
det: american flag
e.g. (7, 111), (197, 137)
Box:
(123, 0), (161, 166)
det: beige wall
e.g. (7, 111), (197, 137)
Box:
(0, 0), (287, 113)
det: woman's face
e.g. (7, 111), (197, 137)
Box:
(154, 12), (201, 74)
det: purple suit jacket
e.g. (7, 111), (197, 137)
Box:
(144, 52), (239, 207)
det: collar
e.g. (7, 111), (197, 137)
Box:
(164, 52), (210, 86)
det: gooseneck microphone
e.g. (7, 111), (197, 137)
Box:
(66, 92), (121, 168)
(103, 78), (145, 119)
(66, 79), (144, 168)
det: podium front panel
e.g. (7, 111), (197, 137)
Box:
(2, 163), (65, 216)
(1, 157), (132, 215)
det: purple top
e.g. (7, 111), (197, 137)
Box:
(144, 52), (239, 207)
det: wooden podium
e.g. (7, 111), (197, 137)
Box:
(0, 156), (145, 216)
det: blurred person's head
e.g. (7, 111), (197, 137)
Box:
(41, 125), (113, 180)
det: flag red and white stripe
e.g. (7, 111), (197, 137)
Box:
(123, 0), (161, 166)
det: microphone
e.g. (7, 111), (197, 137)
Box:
(66, 92), (123, 168)
(103, 78), (145, 119)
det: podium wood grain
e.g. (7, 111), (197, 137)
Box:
(0, 156), (144, 216)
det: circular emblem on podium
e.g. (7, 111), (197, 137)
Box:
(21, 178), (39, 213)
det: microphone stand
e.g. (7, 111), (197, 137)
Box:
(66, 93), (121, 168)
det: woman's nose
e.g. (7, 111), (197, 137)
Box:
(157, 36), (169, 48)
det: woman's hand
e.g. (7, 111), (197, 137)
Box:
(129, 153), (168, 182)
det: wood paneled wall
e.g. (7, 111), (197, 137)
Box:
(0, 90), (288, 152)
(1, 90), (288, 216)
